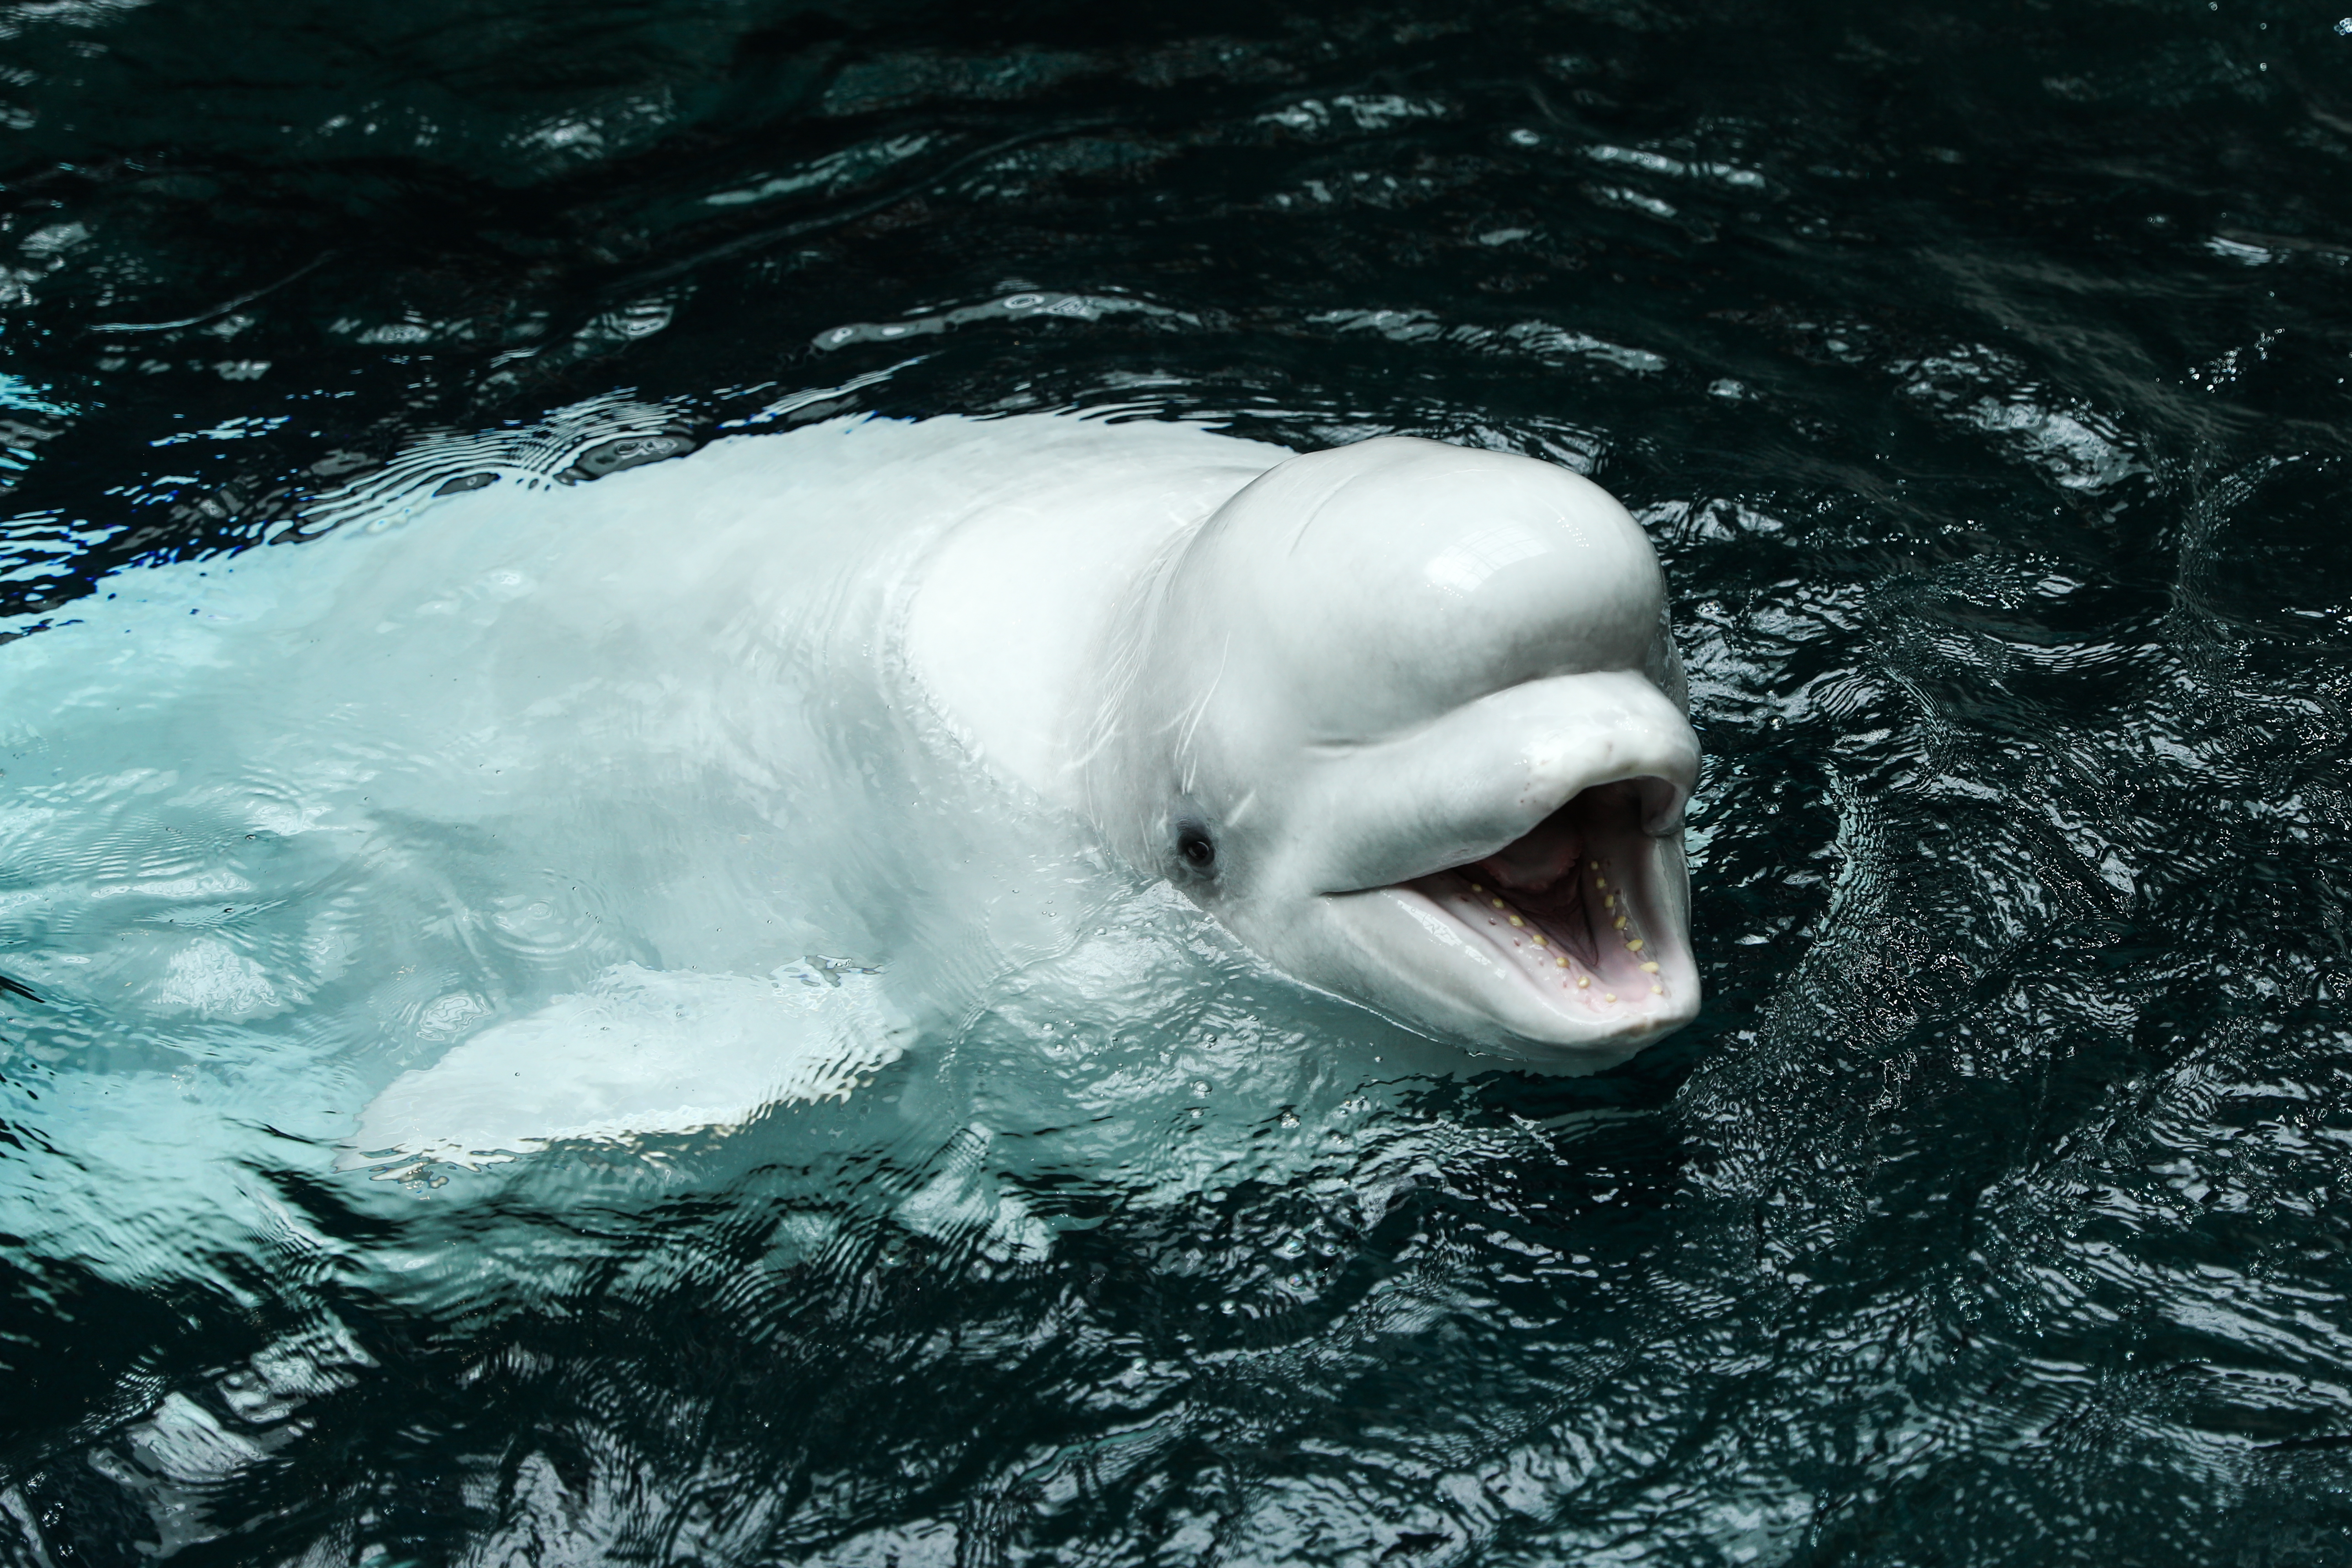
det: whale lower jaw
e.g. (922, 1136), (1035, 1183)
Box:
(1316, 779), (1698, 1068)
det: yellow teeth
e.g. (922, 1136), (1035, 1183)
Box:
(1448, 869), (1666, 1010)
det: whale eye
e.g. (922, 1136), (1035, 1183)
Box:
(1177, 826), (1216, 872)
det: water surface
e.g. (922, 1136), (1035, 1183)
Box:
(4, 0), (2352, 1563)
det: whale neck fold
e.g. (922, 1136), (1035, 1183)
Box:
(896, 422), (1288, 815)
(1071, 516), (1205, 830)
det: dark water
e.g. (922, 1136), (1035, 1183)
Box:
(5, 0), (2352, 1562)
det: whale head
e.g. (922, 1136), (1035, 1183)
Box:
(1091, 437), (1700, 1071)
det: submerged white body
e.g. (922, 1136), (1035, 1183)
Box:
(0, 413), (1699, 1171)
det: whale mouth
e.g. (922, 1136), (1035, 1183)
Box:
(1394, 778), (1690, 1027)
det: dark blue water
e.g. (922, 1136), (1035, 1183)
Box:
(5, 1), (2352, 1562)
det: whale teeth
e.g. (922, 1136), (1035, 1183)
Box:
(1432, 861), (1672, 1018)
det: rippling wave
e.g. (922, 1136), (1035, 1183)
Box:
(3, 0), (2350, 1563)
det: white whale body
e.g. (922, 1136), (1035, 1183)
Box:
(0, 412), (1697, 1172)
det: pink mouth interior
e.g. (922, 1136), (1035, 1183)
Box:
(1404, 779), (1675, 1016)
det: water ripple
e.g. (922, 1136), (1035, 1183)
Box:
(3, 0), (2352, 1562)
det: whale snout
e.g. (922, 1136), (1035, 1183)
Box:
(1227, 681), (1699, 1069)
(1475, 773), (1686, 894)
(1395, 776), (1696, 1044)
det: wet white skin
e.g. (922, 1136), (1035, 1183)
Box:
(1, 415), (1696, 1184)
(910, 434), (1700, 1070)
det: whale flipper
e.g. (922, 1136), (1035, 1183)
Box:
(344, 961), (907, 1174)
(894, 1123), (1057, 1264)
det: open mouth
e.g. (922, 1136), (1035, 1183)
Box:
(1396, 778), (1684, 1022)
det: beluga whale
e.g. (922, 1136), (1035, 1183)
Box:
(907, 426), (1699, 1061)
(0, 412), (1698, 1175)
